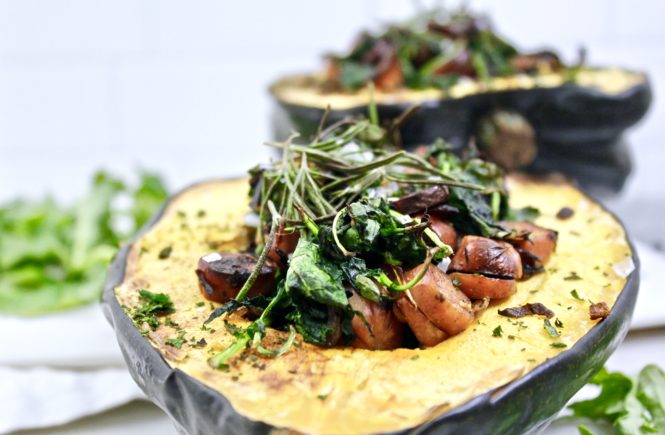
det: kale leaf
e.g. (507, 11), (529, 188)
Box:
(321, 198), (427, 268)
(285, 238), (348, 308)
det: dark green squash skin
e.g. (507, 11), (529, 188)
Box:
(270, 73), (651, 195)
(102, 179), (640, 435)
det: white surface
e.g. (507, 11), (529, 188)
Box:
(0, 367), (143, 434)
(0, 304), (143, 434)
(0, 304), (125, 367)
(631, 241), (665, 330)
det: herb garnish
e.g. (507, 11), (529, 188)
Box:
(543, 319), (560, 338)
(564, 271), (583, 281)
(492, 326), (503, 337)
(131, 289), (175, 333)
(158, 246), (173, 259)
(571, 289), (584, 301)
(166, 330), (187, 349)
(550, 342), (567, 348)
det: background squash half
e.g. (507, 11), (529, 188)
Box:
(103, 176), (639, 435)
(270, 69), (651, 195)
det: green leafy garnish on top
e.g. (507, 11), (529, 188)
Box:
(205, 110), (522, 368)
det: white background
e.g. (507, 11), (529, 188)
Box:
(0, 1), (663, 214)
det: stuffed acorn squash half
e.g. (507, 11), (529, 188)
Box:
(270, 8), (651, 193)
(103, 118), (638, 435)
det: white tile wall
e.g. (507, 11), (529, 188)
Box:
(0, 0), (663, 215)
(0, 0), (145, 55)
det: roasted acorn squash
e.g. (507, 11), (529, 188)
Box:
(270, 69), (650, 194)
(103, 176), (639, 435)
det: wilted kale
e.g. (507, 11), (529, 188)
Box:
(285, 239), (348, 308)
(429, 147), (510, 238)
(320, 198), (428, 267)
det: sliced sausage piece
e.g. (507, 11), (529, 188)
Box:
(266, 225), (300, 268)
(426, 214), (458, 251)
(449, 236), (523, 279)
(374, 55), (403, 91)
(501, 221), (557, 272)
(392, 185), (449, 215)
(348, 291), (404, 350)
(449, 272), (516, 299)
(196, 252), (276, 303)
(394, 297), (448, 347)
(403, 265), (475, 336)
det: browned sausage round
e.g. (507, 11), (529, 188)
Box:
(394, 297), (448, 347)
(348, 291), (404, 350)
(501, 221), (557, 271)
(449, 272), (516, 299)
(402, 264), (475, 336)
(427, 214), (458, 251)
(449, 236), (523, 279)
(266, 225), (300, 268)
(374, 55), (403, 91)
(196, 252), (276, 303)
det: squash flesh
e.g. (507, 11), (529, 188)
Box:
(114, 176), (633, 434)
(271, 68), (646, 111)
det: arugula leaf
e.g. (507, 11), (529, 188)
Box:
(0, 170), (168, 316)
(338, 62), (375, 90)
(131, 171), (169, 229)
(569, 365), (665, 435)
(636, 365), (665, 432)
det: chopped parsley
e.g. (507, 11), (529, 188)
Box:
(158, 246), (173, 259)
(131, 289), (175, 332)
(164, 317), (181, 330)
(194, 338), (207, 348)
(564, 271), (582, 281)
(571, 289), (584, 301)
(165, 330), (187, 349)
(550, 342), (567, 348)
(543, 319), (560, 338)
(492, 325), (503, 337)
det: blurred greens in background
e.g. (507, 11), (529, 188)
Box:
(0, 171), (168, 316)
